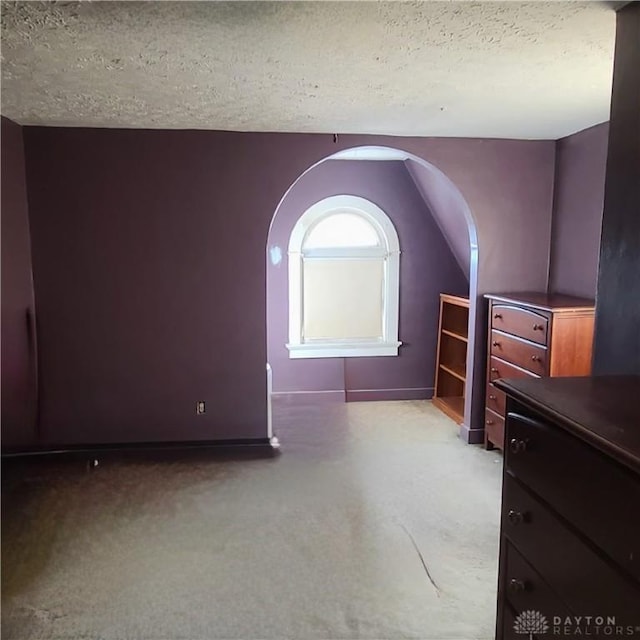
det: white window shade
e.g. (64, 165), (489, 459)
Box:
(303, 259), (384, 340)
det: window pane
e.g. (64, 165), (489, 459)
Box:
(303, 213), (380, 249)
(303, 259), (383, 340)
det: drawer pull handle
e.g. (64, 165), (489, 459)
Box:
(507, 510), (526, 525)
(489, 394), (496, 400)
(508, 579), (527, 594)
(490, 367), (499, 373)
(510, 438), (528, 454)
(492, 341), (501, 347)
(531, 355), (541, 362)
(533, 323), (544, 331)
(486, 419), (494, 425)
(494, 313), (502, 319)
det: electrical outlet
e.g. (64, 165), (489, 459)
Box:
(196, 401), (206, 415)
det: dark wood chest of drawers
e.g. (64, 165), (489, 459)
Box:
(484, 293), (595, 450)
(494, 376), (640, 640)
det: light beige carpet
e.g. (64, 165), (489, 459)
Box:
(1, 400), (502, 640)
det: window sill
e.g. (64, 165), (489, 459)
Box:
(286, 341), (401, 359)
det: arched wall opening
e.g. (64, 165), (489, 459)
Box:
(267, 146), (479, 442)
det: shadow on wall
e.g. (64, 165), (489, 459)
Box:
(266, 146), (479, 435)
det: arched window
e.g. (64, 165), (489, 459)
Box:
(287, 195), (401, 358)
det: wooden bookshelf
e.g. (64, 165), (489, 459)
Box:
(432, 293), (469, 424)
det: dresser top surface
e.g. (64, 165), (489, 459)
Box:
(495, 375), (640, 472)
(484, 291), (595, 312)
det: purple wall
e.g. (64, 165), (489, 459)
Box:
(21, 126), (555, 446)
(405, 159), (472, 278)
(1, 117), (37, 449)
(549, 123), (609, 298)
(267, 159), (468, 399)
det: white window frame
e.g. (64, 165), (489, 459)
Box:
(287, 195), (401, 359)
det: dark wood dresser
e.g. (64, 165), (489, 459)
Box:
(484, 293), (595, 450)
(494, 376), (640, 640)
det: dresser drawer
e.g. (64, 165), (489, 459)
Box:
(491, 304), (549, 345)
(503, 476), (640, 621)
(485, 409), (505, 449)
(506, 412), (640, 582)
(491, 331), (547, 375)
(504, 541), (572, 621)
(489, 356), (540, 384)
(486, 383), (506, 416)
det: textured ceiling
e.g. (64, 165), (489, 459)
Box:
(0, 1), (616, 139)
